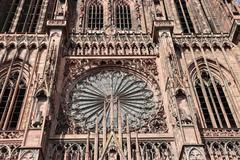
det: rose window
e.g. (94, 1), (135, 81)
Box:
(67, 70), (161, 131)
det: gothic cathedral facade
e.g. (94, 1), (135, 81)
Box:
(0, 0), (240, 159)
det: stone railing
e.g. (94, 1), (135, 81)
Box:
(172, 33), (231, 48)
(205, 140), (240, 159)
(0, 144), (21, 159)
(65, 33), (157, 56)
(201, 128), (240, 138)
(47, 140), (174, 160)
(0, 130), (24, 140)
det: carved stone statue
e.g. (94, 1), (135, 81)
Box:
(108, 149), (118, 160)
(100, 45), (107, 55)
(124, 46), (131, 55)
(141, 45), (148, 55)
(176, 93), (192, 124)
(189, 148), (204, 160)
(133, 45), (139, 55)
(32, 92), (48, 128)
(56, 0), (67, 18)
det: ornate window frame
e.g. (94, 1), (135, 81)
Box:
(56, 59), (168, 135)
(0, 0), (21, 33)
(113, 0), (132, 30)
(0, 62), (28, 130)
(189, 58), (239, 129)
(85, 0), (104, 31)
(16, 0), (44, 33)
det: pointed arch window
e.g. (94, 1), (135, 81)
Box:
(16, 0), (44, 33)
(195, 71), (237, 128)
(0, 72), (26, 130)
(0, 0), (21, 32)
(174, 0), (194, 33)
(87, 2), (103, 30)
(115, 2), (132, 30)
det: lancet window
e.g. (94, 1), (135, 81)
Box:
(0, 72), (26, 130)
(195, 71), (237, 128)
(174, 0), (194, 33)
(0, 0), (20, 32)
(16, 0), (43, 33)
(87, 2), (103, 30)
(115, 2), (132, 30)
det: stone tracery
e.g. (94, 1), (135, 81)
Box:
(66, 33), (157, 56)
(57, 58), (167, 134)
(48, 141), (173, 160)
(206, 141), (240, 160)
(0, 144), (20, 160)
(67, 69), (160, 131)
(0, 0), (240, 159)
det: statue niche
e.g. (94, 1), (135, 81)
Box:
(175, 90), (192, 125)
(32, 91), (48, 128)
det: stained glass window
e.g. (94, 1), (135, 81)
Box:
(195, 71), (236, 128)
(68, 70), (159, 131)
(0, 72), (26, 130)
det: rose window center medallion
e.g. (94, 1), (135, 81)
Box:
(67, 69), (162, 132)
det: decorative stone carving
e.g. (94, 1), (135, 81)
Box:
(55, 107), (75, 134)
(0, 131), (24, 139)
(19, 149), (39, 160)
(49, 142), (88, 160)
(78, 3), (84, 28)
(48, 141), (173, 160)
(135, 0), (142, 30)
(175, 92), (192, 125)
(173, 33), (232, 49)
(189, 148), (204, 160)
(31, 91), (48, 128)
(206, 141), (240, 159)
(64, 59), (159, 86)
(201, 128), (240, 138)
(56, 0), (67, 18)
(143, 105), (168, 133)
(165, 38), (193, 126)
(57, 59), (168, 134)
(181, 146), (206, 160)
(66, 70), (161, 132)
(136, 142), (173, 160)
(31, 111), (43, 128)
(67, 33), (156, 56)
(0, 144), (20, 160)
(0, 34), (48, 48)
